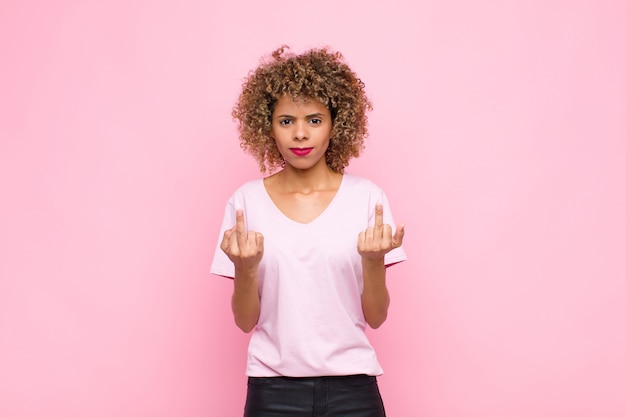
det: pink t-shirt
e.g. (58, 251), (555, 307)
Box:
(210, 173), (407, 377)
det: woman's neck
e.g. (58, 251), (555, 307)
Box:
(272, 163), (342, 195)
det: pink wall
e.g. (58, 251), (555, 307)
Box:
(1, 1), (625, 416)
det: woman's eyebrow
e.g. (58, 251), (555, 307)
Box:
(274, 112), (326, 118)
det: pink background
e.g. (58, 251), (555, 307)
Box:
(1, 1), (625, 416)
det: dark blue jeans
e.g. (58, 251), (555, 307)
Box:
(243, 374), (386, 417)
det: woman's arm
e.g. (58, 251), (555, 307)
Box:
(231, 267), (261, 333)
(221, 209), (264, 333)
(361, 258), (390, 329)
(357, 203), (405, 329)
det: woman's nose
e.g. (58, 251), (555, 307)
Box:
(294, 121), (308, 140)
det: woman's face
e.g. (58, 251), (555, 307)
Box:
(270, 95), (332, 172)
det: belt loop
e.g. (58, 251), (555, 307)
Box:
(312, 376), (326, 417)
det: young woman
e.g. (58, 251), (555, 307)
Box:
(210, 45), (407, 417)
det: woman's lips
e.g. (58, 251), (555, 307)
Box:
(290, 147), (313, 156)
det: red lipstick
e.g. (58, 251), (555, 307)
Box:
(290, 147), (313, 156)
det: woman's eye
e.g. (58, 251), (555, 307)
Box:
(310, 118), (321, 125)
(279, 119), (292, 125)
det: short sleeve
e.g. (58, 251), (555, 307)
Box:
(378, 191), (407, 267)
(210, 201), (236, 279)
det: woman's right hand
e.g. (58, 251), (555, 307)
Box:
(220, 209), (264, 275)
(222, 209), (263, 332)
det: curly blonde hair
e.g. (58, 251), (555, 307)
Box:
(232, 46), (373, 174)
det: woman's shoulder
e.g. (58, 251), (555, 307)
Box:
(226, 178), (265, 201)
(342, 172), (384, 193)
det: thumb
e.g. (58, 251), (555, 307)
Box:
(392, 224), (405, 248)
(255, 232), (264, 252)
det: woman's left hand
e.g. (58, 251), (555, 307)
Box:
(357, 202), (405, 261)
